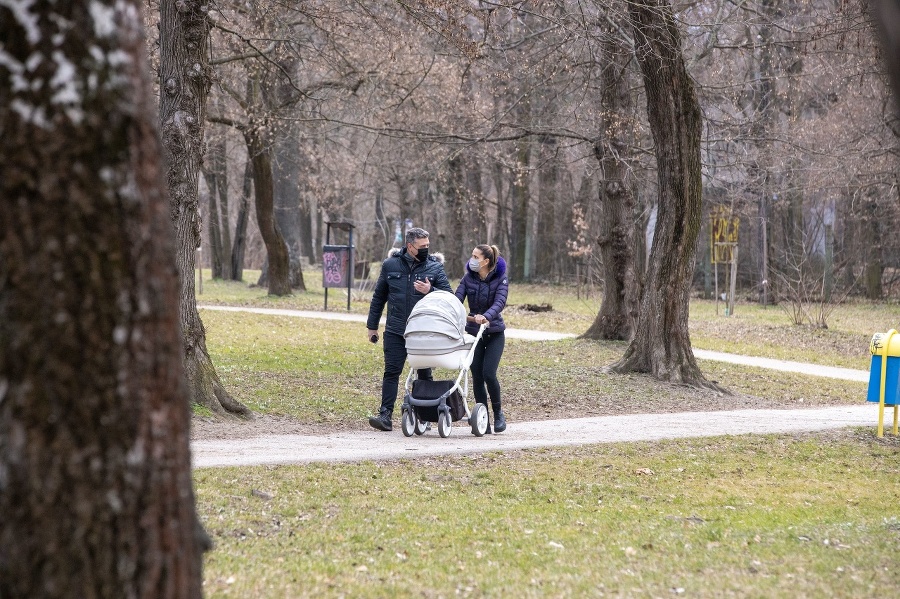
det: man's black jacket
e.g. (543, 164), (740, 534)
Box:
(366, 248), (452, 335)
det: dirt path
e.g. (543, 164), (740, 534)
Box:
(192, 405), (875, 468)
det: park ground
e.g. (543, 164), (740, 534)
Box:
(190, 271), (900, 597)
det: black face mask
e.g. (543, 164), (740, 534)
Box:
(415, 247), (429, 262)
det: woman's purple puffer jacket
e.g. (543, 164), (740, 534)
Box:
(454, 257), (508, 336)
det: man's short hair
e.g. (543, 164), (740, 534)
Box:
(405, 227), (429, 245)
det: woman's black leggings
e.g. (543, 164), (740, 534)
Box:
(471, 331), (505, 415)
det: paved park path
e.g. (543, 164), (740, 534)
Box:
(193, 305), (876, 468)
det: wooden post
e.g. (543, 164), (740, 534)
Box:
(729, 246), (738, 317)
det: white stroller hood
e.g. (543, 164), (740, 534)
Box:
(404, 290), (469, 355)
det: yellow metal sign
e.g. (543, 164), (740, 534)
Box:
(710, 206), (739, 264)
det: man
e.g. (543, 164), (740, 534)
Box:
(366, 228), (452, 431)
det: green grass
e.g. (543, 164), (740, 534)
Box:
(204, 312), (376, 420)
(195, 268), (898, 370)
(197, 272), (877, 422)
(196, 430), (900, 598)
(200, 310), (867, 425)
(194, 271), (898, 596)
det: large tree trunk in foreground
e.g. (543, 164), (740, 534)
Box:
(159, 0), (251, 416)
(0, 2), (206, 596)
(582, 30), (639, 341)
(609, 0), (720, 390)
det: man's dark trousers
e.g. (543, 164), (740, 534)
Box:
(380, 331), (432, 414)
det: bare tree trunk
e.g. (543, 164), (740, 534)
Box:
(872, 0), (900, 104)
(609, 0), (721, 391)
(511, 140), (531, 281)
(1, 2), (206, 596)
(536, 138), (559, 280)
(203, 124), (232, 280)
(273, 127), (307, 291)
(231, 159), (253, 282)
(202, 165), (225, 278)
(246, 127), (292, 296)
(583, 31), (639, 341)
(159, 0), (251, 417)
(864, 191), (884, 299)
(467, 158), (487, 247)
(447, 154), (467, 275)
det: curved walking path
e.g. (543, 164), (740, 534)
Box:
(194, 305), (876, 468)
(192, 405), (875, 468)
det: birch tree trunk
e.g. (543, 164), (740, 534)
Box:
(0, 2), (206, 596)
(609, 0), (721, 390)
(158, 0), (251, 416)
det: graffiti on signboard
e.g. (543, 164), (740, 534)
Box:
(322, 248), (349, 288)
(710, 206), (739, 264)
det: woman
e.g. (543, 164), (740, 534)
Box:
(455, 244), (509, 433)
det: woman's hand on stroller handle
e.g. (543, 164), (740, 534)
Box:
(467, 314), (489, 325)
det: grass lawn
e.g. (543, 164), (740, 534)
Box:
(193, 269), (900, 597)
(197, 431), (900, 598)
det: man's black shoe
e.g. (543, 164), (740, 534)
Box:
(368, 413), (392, 431)
(494, 412), (507, 433)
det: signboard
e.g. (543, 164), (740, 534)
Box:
(322, 245), (352, 288)
(710, 206), (739, 264)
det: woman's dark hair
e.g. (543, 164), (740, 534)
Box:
(475, 244), (500, 271)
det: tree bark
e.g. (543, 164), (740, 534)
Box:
(159, 0), (252, 416)
(609, 0), (721, 390)
(203, 124), (232, 280)
(582, 30), (639, 341)
(536, 138), (559, 281)
(246, 126), (293, 296)
(510, 140), (532, 281)
(273, 127), (308, 291)
(0, 2), (206, 596)
(871, 0), (900, 107)
(231, 159), (253, 282)
(447, 154), (468, 276)
(202, 165), (225, 278)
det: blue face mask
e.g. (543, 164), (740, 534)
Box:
(468, 257), (482, 271)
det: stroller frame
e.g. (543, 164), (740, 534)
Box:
(400, 323), (488, 438)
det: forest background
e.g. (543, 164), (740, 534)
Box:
(155, 0), (899, 308)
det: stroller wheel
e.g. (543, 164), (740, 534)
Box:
(470, 403), (488, 437)
(414, 414), (429, 436)
(401, 408), (415, 437)
(437, 411), (452, 438)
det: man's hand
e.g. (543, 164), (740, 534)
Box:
(413, 277), (431, 294)
(367, 329), (379, 343)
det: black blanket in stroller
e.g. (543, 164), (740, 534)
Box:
(410, 380), (466, 422)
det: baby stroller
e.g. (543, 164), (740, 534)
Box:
(401, 290), (488, 438)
